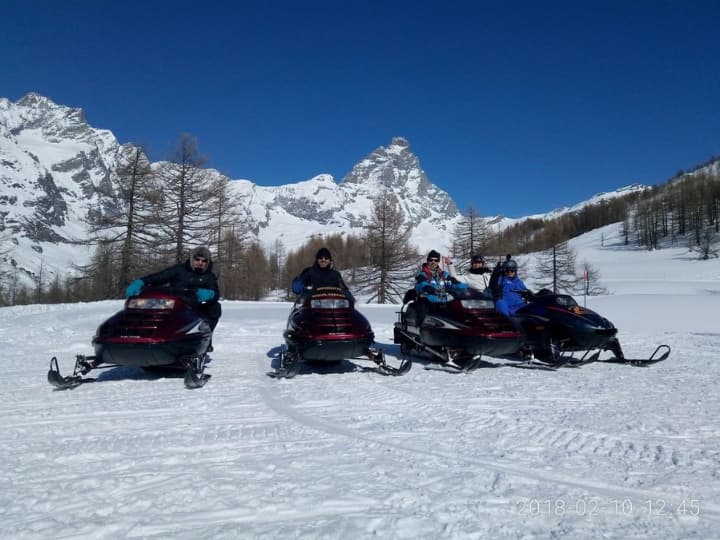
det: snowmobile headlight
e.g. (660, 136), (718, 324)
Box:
(128, 298), (176, 310)
(460, 299), (495, 310)
(311, 298), (350, 309)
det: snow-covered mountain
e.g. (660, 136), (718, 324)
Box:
(2, 93), (707, 291)
(223, 136), (460, 252)
(1, 94), (465, 288)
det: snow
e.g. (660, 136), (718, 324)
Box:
(1, 224), (719, 539)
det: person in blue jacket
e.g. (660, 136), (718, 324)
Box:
(415, 250), (459, 302)
(125, 246), (222, 331)
(407, 250), (467, 326)
(492, 259), (533, 317)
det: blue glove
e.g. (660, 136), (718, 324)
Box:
(125, 279), (144, 298)
(291, 277), (305, 295)
(196, 288), (215, 302)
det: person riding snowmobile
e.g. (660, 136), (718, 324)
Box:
(446, 253), (492, 292)
(415, 250), (467, 303)
(292, 247), (354, 301)
(491, 258), (534, 317)
(125, 246), (222, 331)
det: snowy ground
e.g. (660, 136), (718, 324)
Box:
(2, 227), (720, 539)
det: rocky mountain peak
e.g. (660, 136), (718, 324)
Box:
(339, 137), (458, 222)
(1, 95), (465, 289)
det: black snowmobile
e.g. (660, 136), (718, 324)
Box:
(268, 286), (410, 378)
(48, 287), (213, 390)
(510, 290), (671, 367)
(393, 287), (525, 372)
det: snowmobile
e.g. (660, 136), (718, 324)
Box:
(510, 290), (671, 367)
(393, 287), (525, 372)
(268, 286), (410, 378)
(47, 287), (213, 390)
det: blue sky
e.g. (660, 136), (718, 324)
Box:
(4, 0), (719, 217)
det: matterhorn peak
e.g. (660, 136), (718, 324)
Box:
(389, 136), (410, 148)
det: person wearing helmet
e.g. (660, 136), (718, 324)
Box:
(446, 253), (492, 292)
(493, 258), (534, 317)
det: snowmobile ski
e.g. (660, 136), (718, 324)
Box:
(506, 354), (574, 371)
(184, 369), (211, 388)
(47, 356), (97, 390)
(365, 348), (412, 376)
(267, 349), (300, 379)
(373, 358), (412, 376)
(599, 344), (671, 366)
(566, 350), (601, 367)
(424, 355), (500, 373)
(183, 354), (212, 389)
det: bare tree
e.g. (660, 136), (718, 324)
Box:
(356, 191), (418, 303)
(453, 205), (490, 262)
(698, 227), (719, 260)
(579, 260), (607, 295)
(203, 174), (243, 287)
(78, 145), (162, 295)
(532, 241), (580, 294)
(153, 133), (218, 262)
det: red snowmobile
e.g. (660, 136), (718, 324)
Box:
(48, 287), (213, 389)
(268, 286), (410, 378)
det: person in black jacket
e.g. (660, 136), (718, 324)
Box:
(291, 247), (354, 301)
(125, 246), (222, 330)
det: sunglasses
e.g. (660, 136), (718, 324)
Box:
(428, 258), (440, 262)
(193, 257), (208, 263)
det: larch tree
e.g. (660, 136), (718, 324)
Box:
(532, 240), (580, 294)
(357, 190), (418, 303)
(153, 133), (218, 262)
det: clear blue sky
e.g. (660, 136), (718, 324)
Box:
(3, 0), (719, 217)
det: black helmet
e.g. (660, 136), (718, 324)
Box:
(471, 254), (484, 264)
(504, 259), (518, 272)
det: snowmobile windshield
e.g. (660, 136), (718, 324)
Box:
(554, 295), (577, 308)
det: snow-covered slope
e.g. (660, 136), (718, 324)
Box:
(1, 224), (719, 539)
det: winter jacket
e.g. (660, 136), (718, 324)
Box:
(141, 259), (220, 303)
(292, 264), (354, 301)
(494, 274), (529, 316)
(415, 263), (467, 303)
(447, 264), (491, 291)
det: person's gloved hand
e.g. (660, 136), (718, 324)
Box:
(196, 288), (215, 302)
(291, 278), (305, 295)
(520, 289), (536, 301)
(125, 279), (144, 298)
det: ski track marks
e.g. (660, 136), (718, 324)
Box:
(255, 350), (720, 538)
